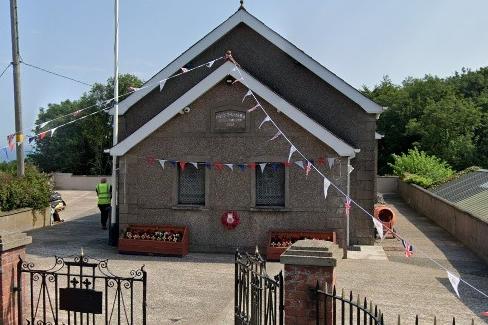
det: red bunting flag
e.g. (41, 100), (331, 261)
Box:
(317, 157), (325, 166)
(73, 110), (82, 117)
(481, 311), (488, 317)
(401, 240), (414, 258)
(214, 162), (224, 171)
(344, 197), (352, 217)
(38, 131), (48, 140)
(145, 155), (156, 166)
(305, 161), (312, 176)
(247, 162), (256, 170)
(179, 161), (187, 171)
(283, 161), (292, 168)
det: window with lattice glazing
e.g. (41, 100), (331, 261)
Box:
(256, 163), (285, 206)
(178, 163), (205, 205)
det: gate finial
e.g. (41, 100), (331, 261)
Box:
(81, 247), (84, 257)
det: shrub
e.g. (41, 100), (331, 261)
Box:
(389, 148), (454, 188)
(0, 162), (52, 212)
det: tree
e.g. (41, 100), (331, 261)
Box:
(29, 74), (143, 175)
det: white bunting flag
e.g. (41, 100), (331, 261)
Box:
(224, 163), (234, 171)
(258, 116), (271, 129)
(190, 162), (199, 169)
(181, 67), (189, 73)
(247, 104), (260, 113)
(159, 79), (167, 91)
(158, 160), (167, 169)
(128, 86), (140, 92)
(242, 90), (253, 102)
(206, 60), (216, 68)
(268, 131), (281, 141)
(50, 127), (58, 136)
(372, 218), (384, 240)
(447, 271), (461, 298)
(259, 163), (267, 173)
(348, 165), (355, 174)
(305, 161), (312, 176)
(288, 146), (297, 162)
(295, 161), (304, 169)
(323, 177), (331, 200)
(232, 78), (244, 85)
(327, 158), (335, 169)
(40, 122), (49, 129)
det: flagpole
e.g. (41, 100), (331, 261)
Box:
(109, 0), (119, 246)
(346, 157), (351, 248)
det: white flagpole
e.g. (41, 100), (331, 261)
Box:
(110, 0), (119, 245)
(346, 157), (351, 248)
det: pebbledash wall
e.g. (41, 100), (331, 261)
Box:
(117, 24), (378, 246)
(399, 181), (488, 265)
(117, 80), (373, 253)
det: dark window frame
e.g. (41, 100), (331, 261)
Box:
(255, 162), (286, 207)
(177, 163), (206, 206)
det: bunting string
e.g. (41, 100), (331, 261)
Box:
(230, 62), (488, 303)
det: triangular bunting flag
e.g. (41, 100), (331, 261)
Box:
(214, 162), (224, 171)
(271, 163), (280, 171)
(259, 163), (267, 173)
(232, 78), (244, 85)
(258, 116), (271, 129)
(305, 161), (312, 176)
(447, 271), (461, 298)
(242, 90), (253, 102)
(50, 127), (58, 136)
(288, 146), (297, 162)
(128, 86), (140, 92)
(237, 164), (246, 171)
(190, 162), (198, 169)
(224, 163), (234, 171)
(159, 79), (167, 92)
(205, 162), (212, 169)
(28, 136), (36, 144)
(348, 165), (354, 174)
(206, 60), (216, 68)
(179, 161), (187, 171)
(268, 131), (281, 141)
(181, 67), (189, 73)
(158, 160), (167, 169)
(344, 197), (352, 217)
(247, 104), (260, 113)
(146, 156), (156, 166)
(317, 157), (325, 166)
(7, 134), (15, 151)
(283, 161), (292, 168)
(295, 161), (304, 169)
(73, 110), (81, 117)
(372, 218), (384, 240)
(323, 177), (331, 200)
(481, 311), (488, 317)
(328, 158), (335, 169)
(169, 160), (177, 167)
(39, 131), (48, 140)
(40, 122), (49, 128)
(247, 162), (256, 170)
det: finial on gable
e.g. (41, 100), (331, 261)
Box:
(239, 0), (244, 9)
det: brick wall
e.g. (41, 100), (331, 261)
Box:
(0, 248), (25, 325)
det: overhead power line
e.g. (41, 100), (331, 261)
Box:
(21, 61), (93, 87)
(0, 63), (12, 80)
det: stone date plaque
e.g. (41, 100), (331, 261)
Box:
(214, 110), (246, 132)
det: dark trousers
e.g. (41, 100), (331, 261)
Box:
(98, 204), (111, 227)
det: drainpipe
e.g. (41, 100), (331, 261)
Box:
(346, 156), (351, 248)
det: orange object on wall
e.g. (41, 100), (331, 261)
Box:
(373, 205), (396, 238)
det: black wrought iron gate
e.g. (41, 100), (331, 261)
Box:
(16, 253), (147, 325)
(234, 249), (284, 325)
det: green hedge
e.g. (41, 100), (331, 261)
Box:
(0, 162), (52, 212)
(389, 148), (454, 188)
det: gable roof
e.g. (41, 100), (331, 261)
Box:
(115, 8), (383, 116)
(110, 61), (358, 157)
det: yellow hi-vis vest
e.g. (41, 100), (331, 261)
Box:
(96, 183), (111, 205)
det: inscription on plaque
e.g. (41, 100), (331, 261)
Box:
(60, 288), (103, 314)
(214, 110), (246, 131)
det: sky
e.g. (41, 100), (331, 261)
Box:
(1, 0), (488, 159)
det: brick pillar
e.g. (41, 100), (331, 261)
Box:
(280, 239), (341, 325)
(0, 231), (32, 325)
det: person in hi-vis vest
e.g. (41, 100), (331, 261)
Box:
(95, 178), (112, 230)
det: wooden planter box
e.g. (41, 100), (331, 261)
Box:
(118, 225), (189, 256)
(266, 230), (336, 261)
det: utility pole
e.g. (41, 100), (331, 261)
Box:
(9, 0), (24, 176)
(109, 0), (119, 246)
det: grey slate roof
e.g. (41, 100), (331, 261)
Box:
(430, 169), (488, 221)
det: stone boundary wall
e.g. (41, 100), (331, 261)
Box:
(0, 208), (50, 233)
(53, 172), (111, 191)
(399, 181), (488, 265)
(377, 176), (398, 194)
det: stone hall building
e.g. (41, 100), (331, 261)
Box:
(109, 7), (384, 252)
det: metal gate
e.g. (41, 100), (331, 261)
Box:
(234, 249), (284, 325)
(16, 252), (146, 325)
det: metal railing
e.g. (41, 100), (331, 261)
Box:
(235, 249), (284, 325)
